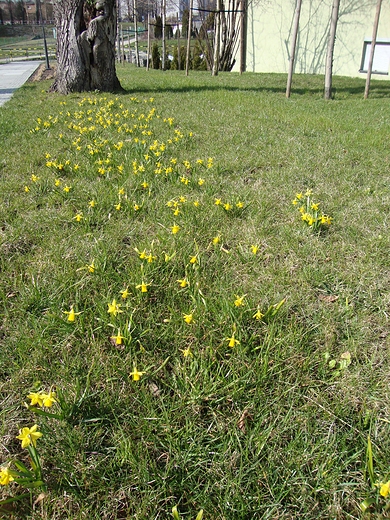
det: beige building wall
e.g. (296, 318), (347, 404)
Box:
(240, 0), (390, 79)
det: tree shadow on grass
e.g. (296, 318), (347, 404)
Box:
(21, 72), (390, 100)
(120, 81), (390, 99)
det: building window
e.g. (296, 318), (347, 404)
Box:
(360, 39), (390, 75)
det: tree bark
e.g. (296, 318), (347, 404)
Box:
(239, 0), (247, 74)
(286, 0), (302, 98)
(212, 0), (221, 76)
(364, 0), (382, 99)
(51, 0), (122, 94)
(324, 0), (340, 100)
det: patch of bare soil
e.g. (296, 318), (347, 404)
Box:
(28, 63), (57, 82)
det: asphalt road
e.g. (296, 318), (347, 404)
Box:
(0, 61), (42, 107)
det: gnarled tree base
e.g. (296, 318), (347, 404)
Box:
(51, 0), (122, 94)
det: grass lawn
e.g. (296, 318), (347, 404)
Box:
(0, 65), (389, 519)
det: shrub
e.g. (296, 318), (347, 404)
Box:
(152, 42), (161, 69)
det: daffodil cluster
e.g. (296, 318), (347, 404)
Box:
(23, 94), (288, 387)
(292, 190), (333, 231)
(0, 423), (45, 496)
(27, 389), (57, 408)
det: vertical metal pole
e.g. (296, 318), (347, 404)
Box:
(39, 0), (50, 69)
(185, 0), (193, 75)
(134, 0), (140, 66)
(147, 12), (151, 70)
(162, 0), (166, 69)
(121, 24), (125, 61)
(177, 12), (181, 70)
(117, 0), (122, 62)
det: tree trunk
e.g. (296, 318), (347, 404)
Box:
(212, 0), (221, 76)
(286, 0), (302, 98)
(324, 0), (340, 100)
(51, 0), (122, 94)
(35, 0), (40, 23)
(364, 0), (382, 99)
(239, 0), (246, 74)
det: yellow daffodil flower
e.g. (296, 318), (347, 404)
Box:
(172, 224), (180, 234)
(177, 278), (189, 288)
(380, 481), (390, 498)
(180, 347), (193, 357)
(0, 467), (14, 486)
(213, 236), (221, 245)
(251, 245), (258, 254)
(320, 215), (333, 225)
(136, 281), (150, 293)
(16, 424), (42, 448)
(130, 366), (145, 381)
(183, 313), (194, 324)
(189, 255), (198, 264)
(86, 262), (95, 273)
(111, 330), (125, 345)
(27, 392), (44, 407)
(226, 334), (240, 347)
(223, 203), (232, 211)
(253, 308), (264, 320)
(108, 299), (123, 316)
(234, 295), (246, 307)
(41, 390), (57, 407)
(120, 287), (130, 299)
(88, 200), (96, 208)
(64, 306), (81, 322)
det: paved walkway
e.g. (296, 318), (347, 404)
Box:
(0, 61), (43, 107)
